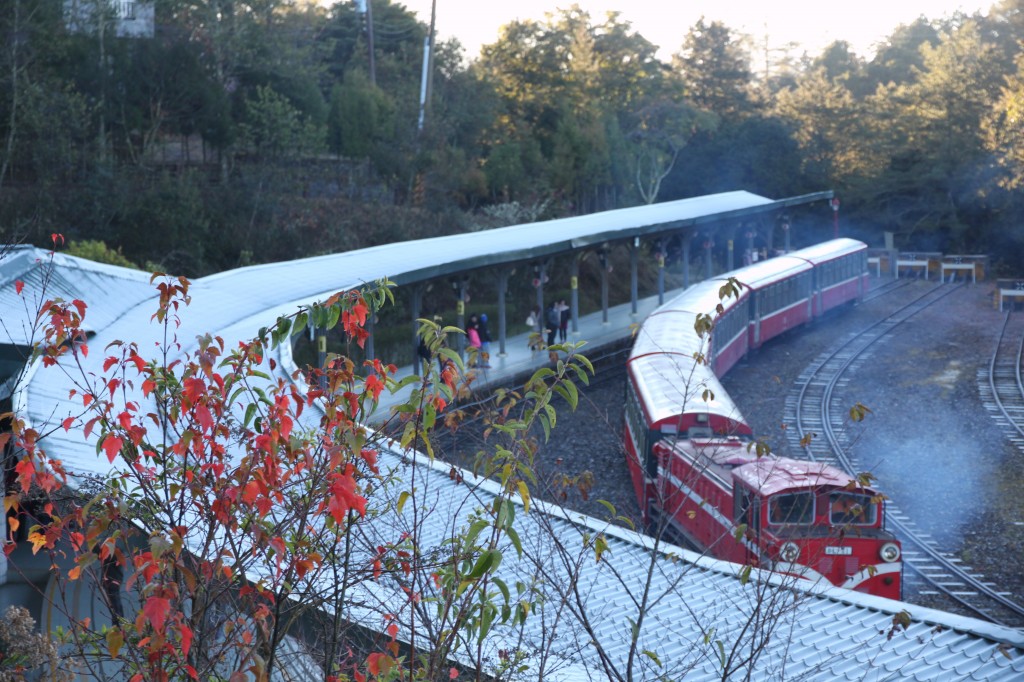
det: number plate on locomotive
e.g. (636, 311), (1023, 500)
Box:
(825, 546), (852, 556)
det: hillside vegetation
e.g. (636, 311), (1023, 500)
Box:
(4, 0), (1024, 274)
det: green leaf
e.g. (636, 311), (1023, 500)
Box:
(464, 519), (488, 549)
(739, 564), (752, 585)
(292, 311), (308, 337)
(558, 380), (579, 409)
(468, 550), (498, 579)
(642, 650), (662, 667)
(243, 403), (257, 428)
(326, 304), (341, 331)
(505, 526), (523, 557)
(492, 576), (511, 605)
(277, 316), (292, 337)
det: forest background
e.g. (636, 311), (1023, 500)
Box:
(3, 0), (1024, 278)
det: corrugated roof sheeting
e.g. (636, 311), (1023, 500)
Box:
(323, 443), (1024, 680)
(7, 192), (1024, 680)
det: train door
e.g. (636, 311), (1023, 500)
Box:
(733, 482), (761, 564)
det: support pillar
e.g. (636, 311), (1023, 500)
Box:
(411, 286), (422, 341)
(534, 263), (547, 332)
(599, 250), (610, 324)
(656, 238), (666, 305)
(727, 238), (734, 271)
(682, 232), (692, 288)
(497, 269), (508, 356)
(317, 328), (327, 391)
(570, 258), (580, 334)
(703, 239), (713, 280)
(630, 238), (639, 315)
(455, 278), (467, 357)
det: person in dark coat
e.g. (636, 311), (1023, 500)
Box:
(557, 299), (570, 342)
(545, 302), (559, 347)
(478, 313), (492, 368)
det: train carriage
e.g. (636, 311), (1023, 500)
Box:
(727, 256), (814, 348)
(624, 238), (902, 599)
(797, 237), (869, 315)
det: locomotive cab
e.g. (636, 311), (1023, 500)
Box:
(732, 459), (903, 600)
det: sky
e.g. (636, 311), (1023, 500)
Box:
(395, 0), (990, 60)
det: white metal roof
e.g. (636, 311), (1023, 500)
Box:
(6, 196), (1024, 680)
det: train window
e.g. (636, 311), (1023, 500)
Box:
(734, 486), (760, 532)
(768, 492), (814, 525)
(828, 492), (877, 526)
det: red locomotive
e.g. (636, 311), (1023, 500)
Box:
(625, 238), (902, 599)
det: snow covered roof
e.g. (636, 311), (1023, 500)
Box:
(6, 192), (1023, 679)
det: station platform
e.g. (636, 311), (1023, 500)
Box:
(374, 290), (679, 417)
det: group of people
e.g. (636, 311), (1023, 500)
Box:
(465, 313), (492, 367)
(543, 300), (570, 347)
(416, 312), (493, 374)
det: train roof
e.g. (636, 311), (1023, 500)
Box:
(627, 353), (750, 432)
(790, 238), (867, 265)
(725, 254), (812, 291)
(733, 457), (867, 496)
(630, 279), (747, 360)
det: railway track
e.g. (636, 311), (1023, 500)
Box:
(978, 311), (1024, 454)
(784, 281), (1024, 627)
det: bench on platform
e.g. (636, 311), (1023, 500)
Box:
(998, 279), (1024, 310)
(896, 252), (941, 280)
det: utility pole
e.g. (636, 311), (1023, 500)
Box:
(362, 0), (376, 86)
(417, 0), (437, 133)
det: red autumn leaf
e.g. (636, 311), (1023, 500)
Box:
(194, 403), (214, 432)
(179, 623), (193, 657)
(78, 343), (88, 358)
(143, 596), (170, 633)
(62, 417), (75, 432)
(14, 280), (24, 295)
(71, 299), (86, 319)
(103, 356), (118, 372)
(128, 353), (146, 373)
(141, 379), (156, 396)
(365, 374), (384, 401)
(14, 458), (35, 493)
(101, 434), (123, 463)
(182, 378), (205, 403)
(366, 653), (386, 676)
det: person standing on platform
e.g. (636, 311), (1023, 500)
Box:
(545, 302), (559, 348)
(557, 299), (569, 342)
(478, 313), (492, 368)
(466, 314), (482, 367)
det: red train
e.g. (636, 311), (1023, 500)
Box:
(625, 238), (902, 599)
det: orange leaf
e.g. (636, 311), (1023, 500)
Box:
(14, 280), (24, 294)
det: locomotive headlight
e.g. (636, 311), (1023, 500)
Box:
(779, 542), (800, 563)
(880, 542), (901, 563)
